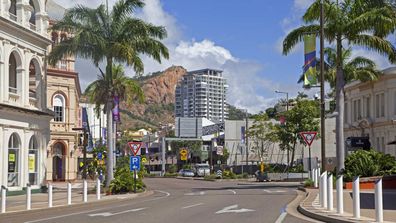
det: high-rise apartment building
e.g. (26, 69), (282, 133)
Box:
(175, 69), (228, 122)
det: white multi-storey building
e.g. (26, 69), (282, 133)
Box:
(344, 67), (396, 157)
(0, 0), (52, 190)
(175, 69), (228, 123)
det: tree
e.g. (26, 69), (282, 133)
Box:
(49, 0), (169, 186)
(283, 0), (396, 172)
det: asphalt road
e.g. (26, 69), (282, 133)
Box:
(0, 178), (314, 223)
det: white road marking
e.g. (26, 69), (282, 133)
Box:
(275, 212), (287, 223)
(227, 189), (236, 195)
(215, 204), (255, 214)
(263, 189), (287, 193)
(181, 203), (204, 209)
(184, 191), (205, 196)
(25, 190), (170, 223)
(88, 207), (146, 217)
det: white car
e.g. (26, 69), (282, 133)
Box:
(178, 169), (195, 177)
(194, 164), (210, 177)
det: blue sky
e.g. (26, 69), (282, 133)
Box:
(54, 0), (392, 113)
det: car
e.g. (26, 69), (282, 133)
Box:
(178, 169), (195, 177)
(193, 163), (210, 177)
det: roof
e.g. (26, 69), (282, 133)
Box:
(0, 103), (54, 117)
(344, 66), (396, 90)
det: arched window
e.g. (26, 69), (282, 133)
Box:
(29, 0), (36, 25)
(28, 136), (38, 185)
(9, 53), (17, 94)
(29, 60), (39, 98)
(53, 94), (65, 122)
(8, 133), (20, 187)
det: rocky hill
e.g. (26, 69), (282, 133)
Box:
(119, 65), (249, 131)
(119, 66), (187, 130)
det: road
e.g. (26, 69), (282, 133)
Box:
(0, 178), (316, 223)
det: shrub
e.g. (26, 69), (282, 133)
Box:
(344, 149), (396, 182)
(168, 164), (177, 174)
(163, 172), (178, 178)
(109, 156), (146, 194)
(304, 179), (314, 187)
(222, 170), (236, 179)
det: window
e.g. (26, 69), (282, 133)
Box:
(9, 53), (17, 94)
(344, 102), (348, 124)
(53, 94), (65, 122)
(28, 136), (38, 185)
(8, 133), (20, 187)
(9, 0), (17, 21)
(29, 61), (37, 98)
(376, 93), (385, 118)
(364, 96), (371, 118)
(353, 99), (361, 122)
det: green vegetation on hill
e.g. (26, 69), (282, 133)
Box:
(227, 104), (250, 120)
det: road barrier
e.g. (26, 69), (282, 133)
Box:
(83, 180), (87, 203)
(1, 185), (6, 213)
(336, 175), (343, 214)
(375, 178), (383, 222)
(96, 179), (101, 200)
(48, 184), (53, 208)
(67, 182), (72, 205)
(26, 184), (31, 210)
(327, 174), (333, 211)
(353, 176), (360, 219)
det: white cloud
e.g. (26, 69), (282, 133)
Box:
(293, 0), (314, 11)
(350, 48), (392, 70)
(58, 0), (297, 113)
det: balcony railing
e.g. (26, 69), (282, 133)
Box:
(29, 23), (36, 31)
(9, 87), (18, 94)
(9, 13), (17, 22)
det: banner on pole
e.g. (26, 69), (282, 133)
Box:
(304, 35), (317, 86)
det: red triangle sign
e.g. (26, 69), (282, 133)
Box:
(128, 142), (142, 156)
(299, 131), (317, 147)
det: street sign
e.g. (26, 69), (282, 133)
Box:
(202, 122), (224, 136)
(128, 142), (142, 156)
(130, 156), (141, 171)
(300, 131), (317, 147)
(141, 157), (147, 163)
(216, 146), (223, 155)
(97, 152), (102, 160)
(180, 148), (188, 161)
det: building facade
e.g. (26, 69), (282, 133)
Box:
(0, 0), (52, 190)
(175, 69), (228, 123)
(344, 67), (396, 157)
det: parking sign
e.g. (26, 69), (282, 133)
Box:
(130, 156), (141, 171)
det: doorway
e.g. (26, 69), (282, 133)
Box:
(52, 142), (65, 181)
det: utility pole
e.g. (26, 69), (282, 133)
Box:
(275, 90), (289, 172)
(245, 109), (249, 175)
(320, 0), (326, 172)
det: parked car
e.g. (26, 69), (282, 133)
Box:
(178, 169), (195, 177)
(193, 163), (210, 177)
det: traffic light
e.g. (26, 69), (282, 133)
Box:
(77, 133), (84, 146)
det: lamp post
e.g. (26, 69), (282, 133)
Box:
(275, 90), (289, 175)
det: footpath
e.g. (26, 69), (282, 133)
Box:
(299, 188), (396, 222)
(1, 180), (146, 213)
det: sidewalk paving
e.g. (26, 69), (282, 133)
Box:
(1, 180), (144, 214)
(299, 188), (396, 223)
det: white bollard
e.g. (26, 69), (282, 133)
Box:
(353, 176), (360, 219)
(327, 174), (333, 211)
(96, 178), (101, 200)
(375, 178), (383, 223)
(336, 175), (344, 214)
(316, 168), (321, 188)
(314, 168), (318, 188)
(83, 180), (87, 203)
(319, 172), (323, 205)
(26, 184), (31, 210)
(48, 184), (53, 208)
(1, 186), (6, 213)
(67, 182), (72, 205)
(321, 171), (328, 209)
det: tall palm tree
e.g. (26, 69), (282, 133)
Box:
(49, 0), (169, 186)
(283, 0), (396, 173)
(298, 47), (381, 89)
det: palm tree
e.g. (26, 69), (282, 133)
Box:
(49, 0), (169, 186)
(298, 47), (381, 90)
(283, 0), (396, 173)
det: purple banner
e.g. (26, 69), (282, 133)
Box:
(241, 126), (245, 144)
(112, 96), (120, 122)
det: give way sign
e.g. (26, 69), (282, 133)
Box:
(299, 131), (317, 147)
(128, 142), (142, 156)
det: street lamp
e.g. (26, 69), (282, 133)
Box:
(275, 90), (289, 177)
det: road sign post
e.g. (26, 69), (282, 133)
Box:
(130, 156), (141, 193)
(300, 131), (317, 176)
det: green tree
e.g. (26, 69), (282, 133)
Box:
(49, 0), (169, 186)
(283, 0), (396, 172)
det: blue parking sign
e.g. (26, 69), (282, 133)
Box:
(97, 152), (102, 160)
(130, 156), (141, 171)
